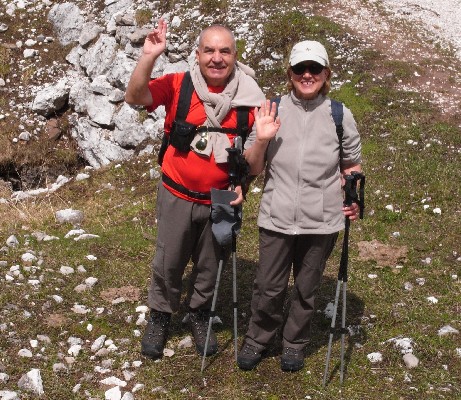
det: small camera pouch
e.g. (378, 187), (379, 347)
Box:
(169, 120), (197, 152)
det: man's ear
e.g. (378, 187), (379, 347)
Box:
(195, 49), (199, 60)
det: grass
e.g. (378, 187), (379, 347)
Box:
(1, 0), (461, 399)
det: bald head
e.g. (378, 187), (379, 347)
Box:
(195, 25), (238, 86)
(198, 25), (236, 53)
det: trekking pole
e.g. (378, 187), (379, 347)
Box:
(323, 172), (365, 386)
(228, 136), (244, 362)
(201, 249), (225, 372)
(201, 137), (245, 371)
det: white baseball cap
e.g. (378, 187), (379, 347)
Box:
(289, 40), (329, 67)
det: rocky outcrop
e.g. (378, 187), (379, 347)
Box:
(31, 2), (191, 169)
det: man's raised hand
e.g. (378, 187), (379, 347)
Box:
(143, 18), (168, 57)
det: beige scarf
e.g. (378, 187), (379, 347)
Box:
(189, 60), (265, 163)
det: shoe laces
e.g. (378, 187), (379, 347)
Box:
(283, 347), (301, 357)
(146, 312), (170, 338)
(241, 343), (260, 356)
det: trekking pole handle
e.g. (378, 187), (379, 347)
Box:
(343, 172), (365, 219)
(226, 136), (243, 190)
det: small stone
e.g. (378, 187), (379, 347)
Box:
(91, 335), (106, 352)
(17, 369), (44, 396)
(403, 353), (419, 369)
(163, 348), (174, 357)
(52, 363), (68, 373)
(18, 349), (33, 358)
(60, 266), (74, 275)
(438, 325), (459, 336)
(100, 376), (127, 387)
(177, 336), (193, 349)
(367, 352), (383, 363)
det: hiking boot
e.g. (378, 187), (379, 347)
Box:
(280, 346), (304, 372)
(237, 342), (263, 370)
(141, 310), (171, 359)
(189, 309), (218, 356)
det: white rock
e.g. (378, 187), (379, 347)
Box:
(455, 348), (461, 357)
(135, 305), (149, 313)
(86, 254), (97, 260)
(55, 208), (84, 224)
(367, 352), (383, 363)
(433, 207), (441, 214)
(178, 336), (193, 349)
(91, 335), (107, 352)
(404, 282), (413, 291)
(67, 344), (82, 357)
(426, 296), (438, 304)
(0, 390), (19, 400)
(60, 266), (75, 275)
(100, 376), (127, 387)
(74, 284), (88, 293)
(75, 173), (90, 181)
(18, 348), (33, 357)
(74, 234), (100, 241)
(403, 353), (419, 368)
(105, 386), (122, 400)
(17, 369), (44, 396)
(53, 363), (68, 373)
(52, 295), (63, 303)
(64, 229), (86, 238)
(71, 304), (90, 314)
(85, 277), (98, 287)
(6, 235), (19, 247)
(163, 348), (174, 357)
(0, 373), (10, 383)
(21, 252), (37, 263)
(136, 313), (147, 326)
(121, 392), (134, 400)
(438, 325), (459, 336)
(388, 337), (413, 354)
(171, 16), (181, 27)
(131, 383), (144, 393)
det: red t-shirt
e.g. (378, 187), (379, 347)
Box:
(147, 72), (255, 204)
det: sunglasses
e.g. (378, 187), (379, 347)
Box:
(291, 62), (325, 75)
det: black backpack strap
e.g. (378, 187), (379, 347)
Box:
(236, 106), (250, 146)
(176, 71), (194, 121)
(331, 99), (344, 164)
(158, 72), (194, 165)
(270, 97), (281, 118)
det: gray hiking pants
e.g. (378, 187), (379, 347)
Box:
(148, 183), (228, 313)
(245, 228), (338, 350)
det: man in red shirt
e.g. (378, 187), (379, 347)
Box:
(125, 18), (264, 359)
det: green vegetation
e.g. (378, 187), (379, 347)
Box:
(135, 9), (153, 27)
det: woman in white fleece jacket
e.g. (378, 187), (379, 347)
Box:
(238, 40), (363, 372)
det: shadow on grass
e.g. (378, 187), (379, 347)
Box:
(168, 255), (366, 380)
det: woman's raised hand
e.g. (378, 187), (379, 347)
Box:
(255, 99), (281, 142)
